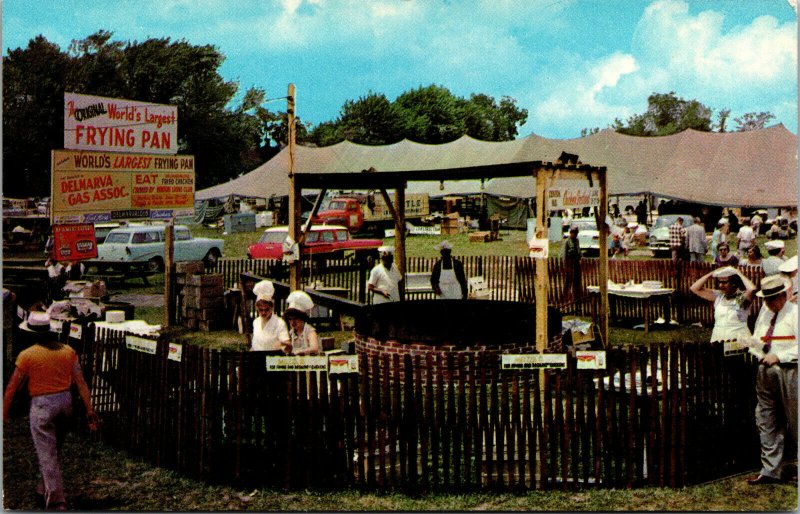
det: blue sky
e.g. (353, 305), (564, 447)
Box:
(3, 0), (797, 139)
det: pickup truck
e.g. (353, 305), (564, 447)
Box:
(247, 225), (382, 260)
(95, 224), (224, 271)
(312, 193), (429, 235)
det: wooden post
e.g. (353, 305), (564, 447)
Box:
(163, 219), (175, 327)
(534, 166), (550, 353)
(287, 83), (302, 291)
(598, 167), (609, 347)
(394, 185), (406, 299)
(299, 188), (328, 245)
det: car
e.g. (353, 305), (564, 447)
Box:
(563, 218), (621, 255)
(247, 225), (383, 260)
(96, 224), (224, 271)
(648, 214), (695, 257)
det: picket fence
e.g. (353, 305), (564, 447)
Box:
(71, 324), (761, 492)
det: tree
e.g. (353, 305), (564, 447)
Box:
(715, 108), (731, 133)
(3, 31), (266, 196)
(580, 127), (600, 137)
(612, 92), (713, 136)
(734, 111), (776, 132)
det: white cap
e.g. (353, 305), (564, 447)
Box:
(253, 280), (275, 303)
(378, 246), (394, 255)
(286, 290), (314, 312)
(435, 240), (453, 251)
(627, 222), (638, 228)
(712, 266), (738, 278)
(765, 240), (785, 250)
(779, 255), (798, 273)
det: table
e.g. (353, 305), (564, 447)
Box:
(587, 283), (675, 335)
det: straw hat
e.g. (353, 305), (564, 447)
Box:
(253, 280), (275, 303)
(757, 275), (790, 298)
(712, 266), (738, 278)
(779, 255), (798, 274)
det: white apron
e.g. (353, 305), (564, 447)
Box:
(710, 293), (749, 342)
(438, 267), (462, 299)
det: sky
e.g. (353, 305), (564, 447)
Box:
(2, 0), (798, 139)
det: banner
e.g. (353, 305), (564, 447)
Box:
(51, 150), (195, 223)
(52, 223), (97, 261)
(266, 356), (328, 372)
(547, 180), (600, 210)
(501, 354), (567, 370)
(64, 93), (178, 155)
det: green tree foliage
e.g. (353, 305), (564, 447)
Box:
(612, 91), (713, 136)
(308, 84), (527, 146)
(3, 31), (272, 196)
(734, 111), (776, 132)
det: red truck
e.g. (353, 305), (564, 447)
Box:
(247, 225), (382, 260)
(312, 193), (429, 234)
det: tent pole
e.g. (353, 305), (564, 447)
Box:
(598, 168), (609, 348)
(534, 166), (551, 353)
(287, 83), (302, 291)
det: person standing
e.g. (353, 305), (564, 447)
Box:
(737, 218), (756, 259)
(762, 240), (786, 277)
(744, 275), (797, 485)
(689, 266), (756, 342)
(430, 240), (468, 299)
(685, 217), (707, 263)
(779, 256), (798, 303)
(668, 216), (687, 263)
(561, 225), (582, 303)
(710, 219), (728, 262)
(284, 291), (321, 356)
(3, 311), (99, 510)
(368, 246), (402, 304)
(250, 280), (291, 353)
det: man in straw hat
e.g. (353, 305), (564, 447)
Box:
(250, 280), (291, 353)
(368, 246), (402, 304)
(762, 240), (786, 277)
(744, 275), (797, 485)
(430, 240), (467, 300)
(3, 311), (99, 510)
(779, 255), (798, 303)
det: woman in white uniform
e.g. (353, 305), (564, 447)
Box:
(284, 291), (320, 356)
(250, 280), (291, 353)
(689, 266), (756, 342)
(430, 240), (468, 299)
(368, 246), (402, 304)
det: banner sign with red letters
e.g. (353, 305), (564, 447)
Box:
(64, 93), (178, 155)
(51, 150), (195, 224)
(52, 223), (98, 261)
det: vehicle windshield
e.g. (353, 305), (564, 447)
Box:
(105, 232), (131, 244)
(327, 201), (347, 211)
(571, 219), (597, 231)
(258, 231), (288, 244)
(653, 215), (694, 230)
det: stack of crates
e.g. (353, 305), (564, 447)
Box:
(176, 261), (225, 331)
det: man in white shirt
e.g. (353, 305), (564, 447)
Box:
(368, 246), (402, 304)
(745, 275), (798, 485)
(762, 240), (786, 277)
(736, 218), (756, 259)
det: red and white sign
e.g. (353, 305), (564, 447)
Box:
(52, 223), (98, 261)
(64, 93), (178, 155)
(547, 180), (600, 210)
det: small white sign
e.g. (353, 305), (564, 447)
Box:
(576, 350), (607, 369)
(528, 237), (549, 259)
(126, 335), (158, 355)
(329, 355), (359, 374)
(266, 355), (328, 372)
(69, 323), (83, 340)
(501, 353), (567, 370)
(724, 341), (748, 356)
(50, 319), (64, 334)
(167, 343), (183, 362)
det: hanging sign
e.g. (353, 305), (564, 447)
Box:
(548, 180), (600, 210)
(724, 341), (748, 356)
(167, 343), (183, 362)
(51, 149), (195, 223)
(64, 93), (178, 154)
(576, 351), (607, 369)
(329, 355), (359, 374)
(266, 356), (328, 372)
(69, 323), (83, 340)
(126, 335), (158, 355)
(528, 237), (549, 259)
(501, 353), (567, 370)
(52, 223), (97, 261)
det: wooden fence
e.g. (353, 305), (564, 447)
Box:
(213, 257), (765, 326)
(73, 324), (761, 492)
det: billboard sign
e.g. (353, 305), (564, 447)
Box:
(52, 223), (98, 261)
(547, 180), (600, 210)
(64, 92), (178, 155)
(51, 150), (195, 223)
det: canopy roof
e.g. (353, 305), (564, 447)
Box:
(197, 124), (797, 207)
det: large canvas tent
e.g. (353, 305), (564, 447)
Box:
(197, 124), (797, 208)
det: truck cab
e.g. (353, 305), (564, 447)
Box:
(314, 197), (365, 233)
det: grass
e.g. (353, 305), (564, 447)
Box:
(3, 415), (796, 511)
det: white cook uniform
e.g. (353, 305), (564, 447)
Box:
(251, 314), (290, 351)
(710, 291), (750, 343)
(437, 267), (462, 299)
(368, 263), (402, 304)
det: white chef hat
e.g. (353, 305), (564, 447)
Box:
(378, 246), (394, 255)
(435, 240), (453, 251)
(712, 266), (738, 278)
(285, 290), (314, 321)
(253, 280), (275, 303)
(765, 240), (785, 250)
